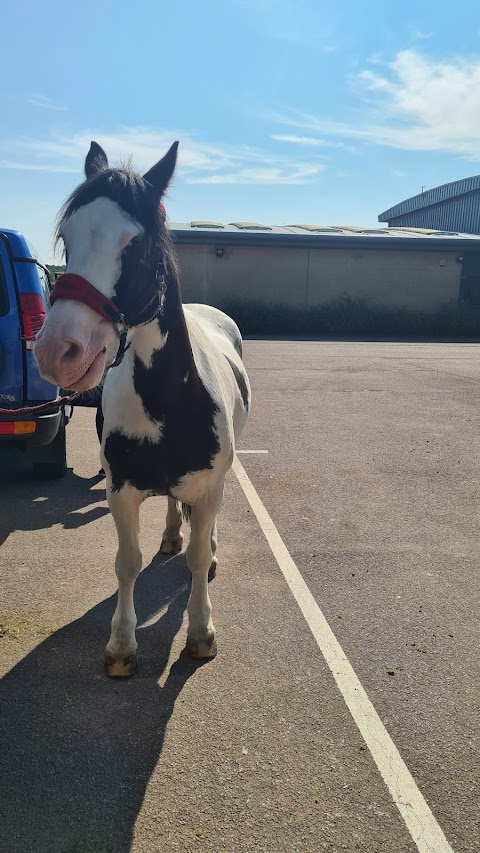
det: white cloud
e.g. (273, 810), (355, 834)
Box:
(272, 134), (326, 147)
(19, 129), (226, 172)
(271, 50), (480, 161)
(408, 26), (432, 42)
(367, 53), (384, 66)
(270, 130), (356, 154)
(2, 126), (324, 185)
(0, 160), (78, 173)
(26, 94), (68, 112)
(188, 164), (324, 185)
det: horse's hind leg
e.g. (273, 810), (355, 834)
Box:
(209, 519), (218, 580)
(160, 496), (184, 554)
(185, 482), (224, 659)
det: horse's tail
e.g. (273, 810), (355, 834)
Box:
(182, 503), (192, 523)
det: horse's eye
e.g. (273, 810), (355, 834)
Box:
(58, 236), (68, 263)
(122, 236), (139, 254)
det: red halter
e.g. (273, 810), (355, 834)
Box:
(50, 273), (124, 325)
(50, 273), (130, 369)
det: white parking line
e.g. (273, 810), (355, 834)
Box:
(236, 449), (269, 454)
(233, 455), (454, 853)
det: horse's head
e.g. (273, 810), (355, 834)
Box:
(35, 141), (178, 391)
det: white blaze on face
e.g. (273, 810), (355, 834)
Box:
(35, 197), (145, 391)
(60, 197), (144, 298)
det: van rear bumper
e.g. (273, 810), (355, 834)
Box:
(0, 410), (62, 446)
(30, 411), (62, 446)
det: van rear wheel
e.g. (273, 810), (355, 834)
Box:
(32, 417), (67, 480)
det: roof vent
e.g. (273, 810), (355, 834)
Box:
(332, 225), (367, 232)
(288, 224), (341, 233)
(356, 228), (390, 235)
(229, 222), (272, 231)
(191, 221), (224, 229)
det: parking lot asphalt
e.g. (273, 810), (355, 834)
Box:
(0, 340), (478, 853)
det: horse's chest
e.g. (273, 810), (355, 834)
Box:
(102, 346), (225, 495)
(103, 408), (221, 495)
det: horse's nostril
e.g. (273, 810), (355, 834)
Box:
(61, 340), (83, 365)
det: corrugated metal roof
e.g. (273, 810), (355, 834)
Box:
(378, 176), (480, 221)
(379, 195), (480, 234)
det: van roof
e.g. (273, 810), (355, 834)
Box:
(0, 229), (39, 261)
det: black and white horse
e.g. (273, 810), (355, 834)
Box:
(35, 141), (250, 676)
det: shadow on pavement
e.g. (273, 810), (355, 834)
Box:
(0, 550), (202, 853)
(0, 450), (109, 547)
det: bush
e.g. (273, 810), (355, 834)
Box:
(219, 295), (480, 339)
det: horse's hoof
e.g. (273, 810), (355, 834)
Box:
(208, 557), (218, 581)
(186, 634), (217, 660)
(159, 535), (184, 555)
(104, 652), (138, 678)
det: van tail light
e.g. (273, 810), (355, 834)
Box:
(0, 421), (36, 435)
(19, 293), (47, 346)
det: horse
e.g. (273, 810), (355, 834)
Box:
(35, 140), (251, 677)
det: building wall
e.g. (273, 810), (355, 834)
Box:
(177, 244), (309, 307)
(306, 248), (460, 310)
(176, 243), (461, 313)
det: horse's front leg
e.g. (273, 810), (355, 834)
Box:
(104, 483), (143, 677)
(185, 482), (224, 659)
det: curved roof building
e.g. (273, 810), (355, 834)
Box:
(378, 176), (480, 234)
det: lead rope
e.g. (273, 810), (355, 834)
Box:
(0, 392), (79, 418)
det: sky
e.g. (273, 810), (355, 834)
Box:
(2, 0), (480, 261)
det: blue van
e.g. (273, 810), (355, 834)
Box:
(0, 229), (69, 478)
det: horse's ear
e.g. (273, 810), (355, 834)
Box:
(85, 141), (108, 179)
(143, 142), (179, 197)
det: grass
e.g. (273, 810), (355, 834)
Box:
(219, 295), (480, 339)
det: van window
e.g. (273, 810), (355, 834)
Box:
(0, 258), (9, 316)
